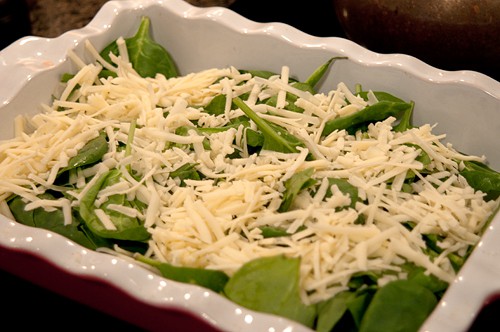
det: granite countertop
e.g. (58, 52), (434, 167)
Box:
(29, 0), (234, 38)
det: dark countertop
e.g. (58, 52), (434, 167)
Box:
(4, 0), (498, 81)
(28, 0), (235, 38)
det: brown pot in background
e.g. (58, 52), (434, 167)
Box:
(333, 0), (500, 79)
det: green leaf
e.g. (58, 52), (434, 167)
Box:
(356, 90), (406, 103)
(170, 163), (201, 184)
(60, 73), (75, 83)
(224, 255), (316, 328)
(460, 160), (500, 201)
(78, 170), (150, 241)
(348, 290), (374, 328)
(258, 225), (307, 238)
(233, 97), (307, 154)
(326, 177), (358, 209)
(359, 279), (438, 332)
(405, 143), (431, 166)
(405, 265), (449, 293)
(59, 131), (108, 174)
(239, 69), (287, 80)
(279, 167), (317, 212)
(347, 271), (380, 289)
(258, 225), (290, 238)
(263, 93), (305, 113)
(204, 94), (228, 115)
(100, 16), (178, 78)
(8, 194), (102, 250)
(393, 101), (415, 132)
(260, 58), (346, 113)
(304, 57), (347, 90)
(136, 255), (229, 293)
(322, 100), (413, 136)
(245, 128), (264, 147)
(315, 291), (354, 332)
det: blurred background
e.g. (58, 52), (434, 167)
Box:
(0, 0), (499, 330)
(2, 0), (499, 80)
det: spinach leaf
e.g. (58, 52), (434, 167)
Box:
(304, 57), (346, 90)
(460, 160), (500, 201)
(315, 291), (355, 332)
(263, 91), (307, 113)
(177, 118), (250, 136)
(406, 143), (431, 166)
(100, 16), (178, 79)
(356, 90), (406, 103)
(173, 117), (250, 152)
(224, 255), (316, 328)
(233, 97), (307, 154)
(78, 170), (150, 241)
(8, 194), (102, 250)
(348, 271), (380, 290)
(258, 225), (290, 238)
(356, 89), (415, 132)
(170, 163), (201, 185)
(245, 128), (264, 148)
(359, 279), (438, 332)
(393, 101), (415, 132)
(261, 58), (346, 114)
(136, 255), (229, 293)
(59, 131), (108, 174)
(173, 126), (210, 150)
(258, 225), (306, 238)
(325, 177), (358, 209)
(322, 100), (413, 136)
(239, 69), (294, 80)
(7, 195), (35, 227)
(349, 290), (374, 328)
(204, 94), (227, 115)
(404, 264), (448, 294)
(279, 168), (317, 212)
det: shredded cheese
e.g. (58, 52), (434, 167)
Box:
(0, 40), (498, 306)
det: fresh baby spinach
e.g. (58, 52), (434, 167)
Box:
(358, 279), (438, 332)
(224, 254), (317, 328)
(169, 162), (202, 184)
(393, 101), (415, 132)
(136, 255), (229, 293)
(239, 69), (290, 80)
(460, 160), (500, 201)
(356, 90), (406, 104)
(304, 57), (347, 89)
(315, 264), (446, 332)
(7, 194), (104, 250)
(100, 16), (178, 79)
(322, 100), (413, 136)
(261, 58), (345, 114)
(279, 167), (317, 212)
(233, 96), (306, 154)
(325, 177), (359, 209)
(79, 169), (150, 241)
(315, 290), (357, 332)
(257, 225), (306, 238)
(204, 94), (227, 116)
(59, 131), (108, 174)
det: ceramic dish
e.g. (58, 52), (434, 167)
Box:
(0, 0), (499, 331)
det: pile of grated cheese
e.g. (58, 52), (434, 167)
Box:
(0, 38), (498, 305)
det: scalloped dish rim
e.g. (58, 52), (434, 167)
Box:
(0, 1), (499, 331)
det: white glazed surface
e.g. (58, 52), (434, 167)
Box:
(0, 1), (499, 331)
